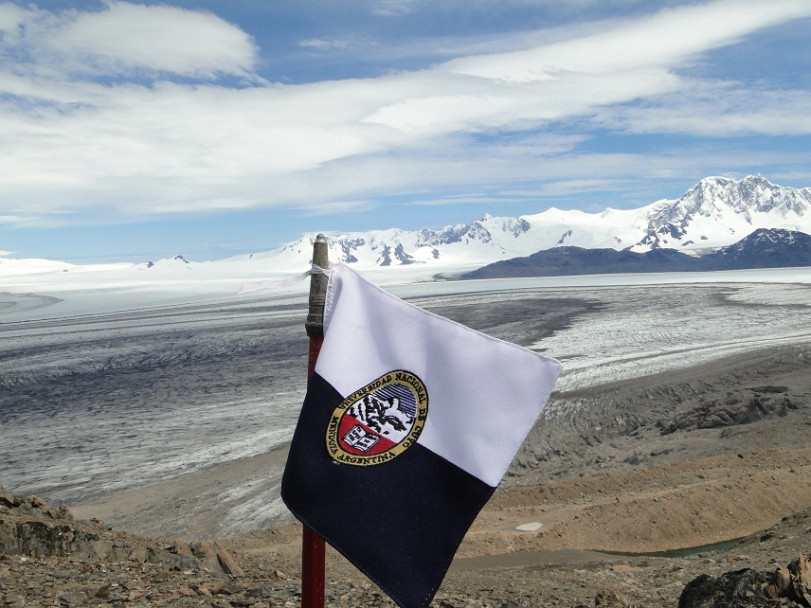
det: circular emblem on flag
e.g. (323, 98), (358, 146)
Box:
(326, 370), (428, 466)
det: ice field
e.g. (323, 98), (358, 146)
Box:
(2, 264), (811, 534)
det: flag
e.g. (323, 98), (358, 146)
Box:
(282, 264), (561, 608)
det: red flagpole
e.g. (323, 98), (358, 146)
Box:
(301, 234), (328, 608)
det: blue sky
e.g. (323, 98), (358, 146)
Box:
(2, 0), (811, 263)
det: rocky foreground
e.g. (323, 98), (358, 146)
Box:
(4, 340), (811, 607)
(2, 480), (810, 608)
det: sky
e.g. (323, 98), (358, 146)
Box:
(2, 0), (811, 263)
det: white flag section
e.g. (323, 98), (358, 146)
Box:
(317, 264), (561, 486)
(282, 263), (561, 608)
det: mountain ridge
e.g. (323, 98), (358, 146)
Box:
(4, 175), (811, 276)
(461, 228), (811, 279)
(259, 174), (811, 272)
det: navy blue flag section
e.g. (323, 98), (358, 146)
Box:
(282, 264), (561, 608)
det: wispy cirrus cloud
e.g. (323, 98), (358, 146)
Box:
(593, 82), (811, 137)
(1, 0), (811, 233)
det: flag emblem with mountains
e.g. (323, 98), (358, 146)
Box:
(282, 263), (561, 608)
(326, 369), (428, 465)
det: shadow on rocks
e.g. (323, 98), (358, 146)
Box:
(679, 553), (811, 608)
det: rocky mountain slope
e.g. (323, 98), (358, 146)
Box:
(462, 228), (811, 278)
(3, 480), (810, 608)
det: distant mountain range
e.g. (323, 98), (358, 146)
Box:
(265, 175), (811, 272)
(4, 175), (811, 280)
(461, 228), (811, 279)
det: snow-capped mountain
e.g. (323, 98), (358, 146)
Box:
(261, 175), (811, 271)
(3, 175), (811, 280)
(637, 175), (811, 251)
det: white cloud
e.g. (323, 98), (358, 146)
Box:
(595, 83), (811, 136)
(533, 179), (626, 197)
(0, 3), (26, 38)
(299, 38), (352, 50)
(3, 1), (258, 80)
(1, 0), (811, 226)
(444, 0), (811, 82)
(0, 214), (36, 227)
(361, 67), (681, 135)
(369, 0), (421, 17)
(408, 194), (523, 206)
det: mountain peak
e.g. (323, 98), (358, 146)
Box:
(689, 175), (808, 215)
(636, 175), (811, 251)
